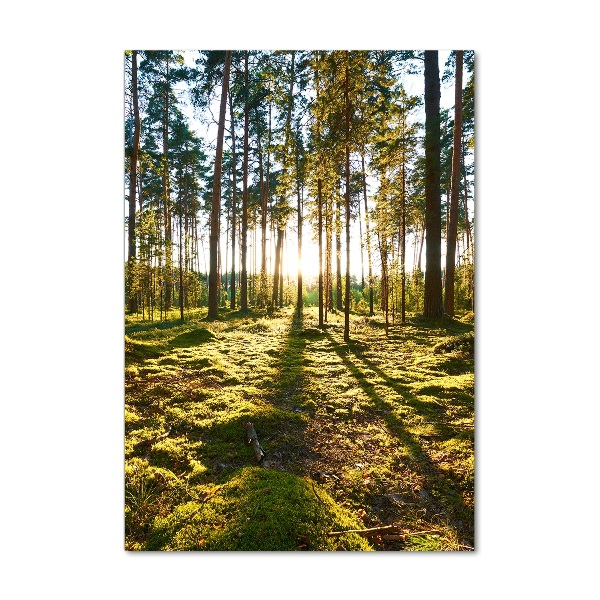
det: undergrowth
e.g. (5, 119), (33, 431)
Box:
(125, 306), (474, 551)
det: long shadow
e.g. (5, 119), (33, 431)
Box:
(253, 309), (317, 468)
(323, 330), (474, 545)
(177, 309), (314, 475)
(352, 350), (473, 433)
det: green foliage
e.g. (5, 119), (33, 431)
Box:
(454, 262), (474, 311)
(406, 269), (424, 313)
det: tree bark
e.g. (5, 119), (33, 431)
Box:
(361, 154), (374, 316)
(229, 88), (237, 310)
(417, 215), (425, 272)
(208, 51), (232, 320)
(316, 53), (324, 327)
(163, 56), (172, 311)
(297, 164), (303, 318)
(127, 50), (140, 313)
(344, 53), (351, 342)
(292, 54), (303, 318)
(272, 227), (283, 306)
(423, 50), (443, 318)
(444, 51), (464, 316)
(240, 52), (249, 311)
(336, 181), (342, 311)
(272, 51), (295, 310)
(259, 130), (266, 277)
(179, 204), (184, 320)
(326, 191), (333, 314)
(279, 231), (284, 307)
(401, 159), (406, 324)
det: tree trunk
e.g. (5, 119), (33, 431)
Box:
(318, 178), (324, 326)
(401, 159), (406, 324)
(259, 130), (266, 277)
(279, 231), (284, 307)
(179, 209), (184, 320)
(297, 167), (303, 318)
(417, 216), (425, 271)
(229, 89), (237, 310)
(295, 89), (303, 316)
(462, 137), (472, 257)
(326, 191), (333, 314)
(315, 53), (324, 327)
(336, 180), (342, 311)
(272, 227), (283, 306)
(240, 51), (249, 311)
(378, 234), (389, 336)
(358, 198), (364, 291)
(361, 153), (374, 316)
(208, 51), (232, 320)
(127, 50), (140, 313)
(163, 56), (172, 311)
(444, 51), (463, 317)
(423, 50), (443, 318)
(344, 53), (351, 342)
(264, 103), (271, 277)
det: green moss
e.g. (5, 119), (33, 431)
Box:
(125, 335), (164, 362)
(150, 438), (192, 472)
(125, 306), (474, 551)
(170, 328), (214, 348)
(144, 467), (373, 551)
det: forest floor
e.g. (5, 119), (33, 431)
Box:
(125, 305), (474, 551)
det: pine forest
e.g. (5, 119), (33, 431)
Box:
(124, 50), (475, 551)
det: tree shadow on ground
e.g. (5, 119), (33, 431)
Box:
(323, 331), (474, 546)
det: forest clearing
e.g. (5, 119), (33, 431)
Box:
(125, 306), (474, 551)
(125, 50), (474, 551)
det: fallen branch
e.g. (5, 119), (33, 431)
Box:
(457, 543), (475, 551)
(328, 525), (442, 539)
(245, 422), (265, 464)
(328, 524), (400, 537)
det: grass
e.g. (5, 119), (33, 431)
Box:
(125, 305), (474, 551)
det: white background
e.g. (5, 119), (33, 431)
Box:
(1, 1), (598, 598)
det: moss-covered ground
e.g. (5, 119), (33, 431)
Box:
(125, 305), (474, 551)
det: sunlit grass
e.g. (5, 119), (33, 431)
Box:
(125, 305), (474, 551)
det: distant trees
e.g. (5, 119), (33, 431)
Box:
(125, 49), (474, 326)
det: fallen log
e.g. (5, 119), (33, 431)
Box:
(245, 422), (265, 464)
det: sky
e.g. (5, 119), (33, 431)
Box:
(127, 50), (471, 283)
